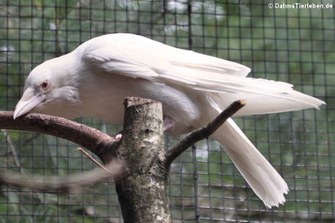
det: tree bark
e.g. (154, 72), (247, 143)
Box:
(115, 97), (170, 223)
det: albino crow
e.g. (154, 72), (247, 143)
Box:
(14, 33), (325, 208)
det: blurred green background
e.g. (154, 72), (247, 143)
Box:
(0, 0), (334, 222)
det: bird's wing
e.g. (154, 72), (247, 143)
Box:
(81, 33), (250, 81)
(81, 34), (324, 115)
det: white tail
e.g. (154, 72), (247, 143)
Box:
(212, 118), (289, 208)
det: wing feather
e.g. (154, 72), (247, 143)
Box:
(80, 33), (325, 115)
(81, 33), (250, 79)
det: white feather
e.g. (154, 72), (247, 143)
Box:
(80, 33), (324, 115)
(212, 118), (289, 208)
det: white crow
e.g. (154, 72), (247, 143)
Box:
(14, 33), (325, 208)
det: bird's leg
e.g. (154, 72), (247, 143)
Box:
(163, 115), (174, 131)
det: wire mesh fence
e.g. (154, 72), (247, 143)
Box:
(0, 0), (334, 222)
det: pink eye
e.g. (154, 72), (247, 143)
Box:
(41, 81), (48, 88)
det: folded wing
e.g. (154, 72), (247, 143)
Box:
(81, 33), (325, 115)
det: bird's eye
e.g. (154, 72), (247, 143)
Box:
(41, 81), (48, 89)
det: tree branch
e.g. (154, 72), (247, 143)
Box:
(115, 97), (170, 223)
(0, 111), (119, 161)
(165, 100), (246, 166)
(0, 111), (125, 194)
(0, 161), (124, 193)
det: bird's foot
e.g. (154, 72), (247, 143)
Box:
(115, 133), (122, 140)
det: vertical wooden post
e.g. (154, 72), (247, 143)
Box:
(115, 97), (170, 223)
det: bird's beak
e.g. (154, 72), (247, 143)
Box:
(13, 88), (45, 119)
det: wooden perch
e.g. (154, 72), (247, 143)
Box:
(0, 161), (124, 193)
(0, 111), (125, 194)
(165, 100), (246, 166)
(115, 97), (170, 223)
(0, 111), (119, 162)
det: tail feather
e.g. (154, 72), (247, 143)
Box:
(212, 118), (289, 208)
(209, 89), (325, 116)
(204, 78), (325, 116)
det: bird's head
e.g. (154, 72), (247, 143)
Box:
(14, 58), (80, 119)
